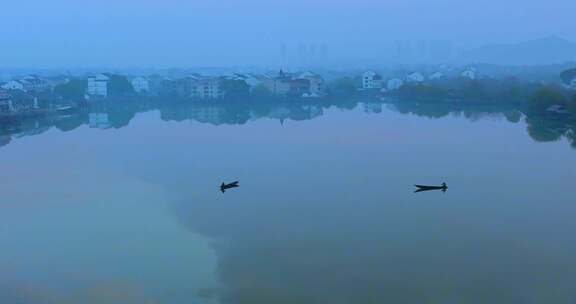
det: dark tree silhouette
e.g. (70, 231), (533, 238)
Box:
(560, 68), (576, 85)
(107, 74), (135, 97)
(54, 79), (87, 100)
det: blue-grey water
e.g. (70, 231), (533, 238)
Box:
(1, 101), (576, 303)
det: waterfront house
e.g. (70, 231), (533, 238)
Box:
(177, 75), (224, 100)
(1, 90), (38, 114)
(176, 75), (201, 98)
(0, 90), (13, 113)
(288, 78), (311, 97)
(406, 72), (425, 83)
(273, 80), (291, 96)
(261, 71), (292, 96)
(194, 77), (224, 100)
(87, 74), (110, 97)
(131, 76), (149, 94)
(20, 75), (51, 93)
(1, 80), (26, 91)
(362, 71), (383, 89)
(461, 67), (477, 80)
(429, 71), (445, 80)
(297, 71), (324, 96)
(570, 78), (576, 90)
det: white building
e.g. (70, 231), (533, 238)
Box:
(190, 77), (223, 100)
(260, 72), (291, 96)
(570, 78), (576, 90)
(461, 67), (477, 80)
(87, 74), (110, 97)
(131, 76), (149, 94)
(387, 78), (404, 91)
(429, 72), (445, 80)
(362, 71), (383, 89)
(1, 80), (25, 91)
(406, 72), (425, 83)
(20, 75), (50, 92)
(298, 71), (324, 95)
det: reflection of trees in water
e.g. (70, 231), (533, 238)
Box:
(0, 135), (11, 147)
(1, 98), (576, 150)
(0, 279), (158, 304)
(567, 131), (576, 149)
(389, 101), (522, 122)
(504, 111), (522, 123)
(388, 100), (576, 149)
(54, 114), (87, 132)
(392, 104), (451, 118)
(160, 101), (325, 126)
(525, 116), (576, 146)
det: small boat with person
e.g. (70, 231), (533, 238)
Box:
(220, 181), (239, 193)
(414, 182), (447, 192)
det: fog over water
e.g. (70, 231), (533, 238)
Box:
(1, 0), (575, 67)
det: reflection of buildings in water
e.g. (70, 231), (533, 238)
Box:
(267, 106), (291, 122)
(11, 120), (50, 139)
(89, 113), (111, 129)
(190, 106), (226, 125)
(297, 105), (323, 121)
(363, 102), (382, 114)
(264, 105), (324, 124)
(0, 135), (11, 147)
(1, 99), (574, 150)
(303, 105), (323, 116)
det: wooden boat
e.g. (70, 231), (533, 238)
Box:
(414, 183), (447, 190)
(220, 181), (239, 193)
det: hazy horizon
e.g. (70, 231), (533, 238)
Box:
(1, 0), (575, 68)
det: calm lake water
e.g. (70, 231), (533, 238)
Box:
(1, 100), (576, 303)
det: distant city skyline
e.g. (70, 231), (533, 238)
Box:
(0, 0), (574, 67)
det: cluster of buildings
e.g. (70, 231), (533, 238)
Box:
(85, 70), (325, 99)
(0, 75), (59, 93)
(570, 79), (576, 90)
(360, 67), (478, 91)
(0, 75), (69, 115)
(563, 75), (576, 90)
(0, 70), (326, 115)
(0, 90), (39, 115)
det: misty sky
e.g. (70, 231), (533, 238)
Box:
(0, 0), (574, 67)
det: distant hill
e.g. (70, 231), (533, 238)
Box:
(462, 37), (576, 65)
